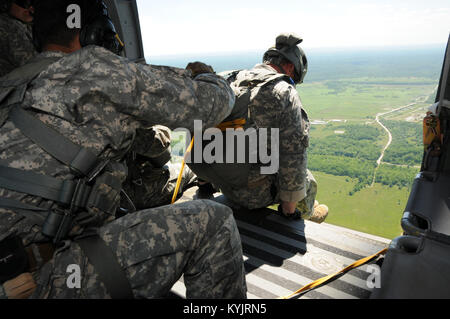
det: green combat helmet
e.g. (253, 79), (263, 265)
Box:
(263, 33), (308, 84)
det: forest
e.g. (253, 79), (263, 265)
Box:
(308, 122), (421, 194)
(380, 120), (423, 167)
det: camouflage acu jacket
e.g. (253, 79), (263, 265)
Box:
(0, 13), (37, 77)
(235, 63), (310, 204)
(0, 46), (235, 245)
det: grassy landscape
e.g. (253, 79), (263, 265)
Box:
(294, 44), (446, 239)
(301, 76), (436, 239)
(300, 78), (436, 120)
(313, 171), (406, 239)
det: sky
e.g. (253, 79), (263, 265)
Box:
(136, 0), (450, 57)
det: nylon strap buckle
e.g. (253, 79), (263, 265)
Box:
(68, 178), (92, 212)
(58, 179), (91, 209)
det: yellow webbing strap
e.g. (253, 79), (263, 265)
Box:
(115, 34), (125, 48)
(278, 248), (388, 299)
(216, 118), (247, 131)
(170, 118), (246, 204)
(171, 138), (195, 204)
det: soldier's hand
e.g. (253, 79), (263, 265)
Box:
(281, 201), (297, 215)
(3, 273), (36, 299)
(278, 202), (302, 220)
(186, 62), (215, 77)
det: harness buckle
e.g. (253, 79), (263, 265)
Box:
(43, 178), (92, 243)
(69, 178), (91, 212)
(57, 178), (92, 210)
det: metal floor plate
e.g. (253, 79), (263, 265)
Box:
(172, 190), (391, 299)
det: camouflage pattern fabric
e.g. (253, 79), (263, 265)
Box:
(131, 125), (172, 164)
(123, 158), (197, 210)
(0, 45), (244, 298)
(0, 13), (37, 77)
(31, 200), (246, 299)
(189, 63), (317, 214)
(122, 125), (197, 210)
(295, 169), (317, 219)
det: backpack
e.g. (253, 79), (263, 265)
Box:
(187, 69), (290, 193)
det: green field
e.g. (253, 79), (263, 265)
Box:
(291, 59), (441, 239)
(299, 75), (434, 239)
(313, 171), (406, 239)
(299, 78), (436, 120)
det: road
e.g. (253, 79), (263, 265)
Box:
(370, 92), (433, 186)
(375, 103), (416, 164)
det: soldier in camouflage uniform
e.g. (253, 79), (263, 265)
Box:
(0, 0), (37, 77)
(0, 0), (246, 299)
(188, 33), (327, 222)
(122, 125), (197, 210)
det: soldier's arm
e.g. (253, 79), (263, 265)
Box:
(276, 85), (309, 205)
(124, 63), (235, 132)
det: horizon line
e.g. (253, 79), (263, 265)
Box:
(146, 42), (447, 59)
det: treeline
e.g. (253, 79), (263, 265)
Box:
(308, 154), (375, 193)
(309, 124), (382, 162)
(380, 120), (423, 166)
(375, 164), (419, 189)
(324, 79), (436, 96)
(308, 124), (381, 194)
(307, 46), (443, 82)
(309, 122), (419, 193)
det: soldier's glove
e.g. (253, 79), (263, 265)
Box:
(3, 273), (36, 299)
(186, 62), (215, 78)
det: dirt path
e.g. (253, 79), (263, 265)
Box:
(370, 102), (420, 186)
(370, 88), (437, 186)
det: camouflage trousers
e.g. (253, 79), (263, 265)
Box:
(295, 170), (318, 219)
(30, 200), (247, 299)
(213, 169), (318, 219)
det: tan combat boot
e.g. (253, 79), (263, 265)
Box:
(308, 200), (329, 224)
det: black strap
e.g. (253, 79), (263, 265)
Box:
(0, 197), (47, 224)
(0, 197), (48, 212)
(76, 235), (134, 299)
(9, 107), (99, 176)
(0, 166), (91, 208)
